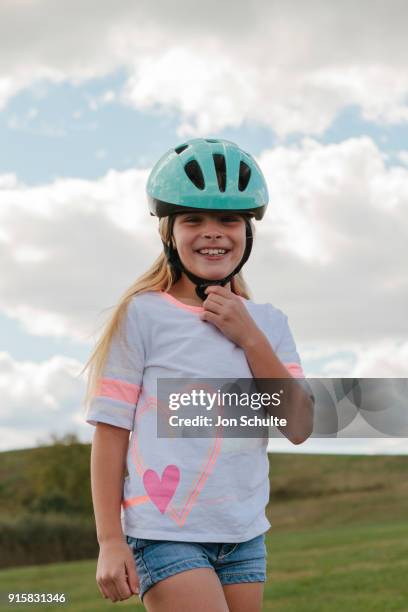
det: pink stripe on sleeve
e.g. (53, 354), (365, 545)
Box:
(284, 362), (305, 378)
(97, 377), (141, 405)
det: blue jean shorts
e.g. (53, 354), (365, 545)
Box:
(126, 533), (267, 602)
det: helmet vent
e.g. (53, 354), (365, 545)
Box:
(184, 160), (205, 190)
(175, 144), (189, 154)
(213, 154), (226, 192)
(238, 161), (251, 191)
(205, 139), (218, 143)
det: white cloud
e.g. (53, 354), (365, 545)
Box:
(122, 47), (256, 136)
(352, 340), (408, 377)
(1, 1), (408, 136)
(0, 347), (406, 453)
(267, 437), (408, 455)
(0, 136), (406, 354)
(0, 174), (17, 189)
(397, 151), (408, 166)
(0, 167), (157, 342)
(257, 136), (408, 262)
(0, 350), (87, 450)
(245, 137), (407, 351)
(303, 341), (408, 378)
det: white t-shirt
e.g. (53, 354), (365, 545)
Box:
(85, 290), (311, 543)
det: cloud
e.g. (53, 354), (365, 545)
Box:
(0, 350), (87, 450)
(0, 167), (158, 342)
(1, 1), (408, 136)
(267, 437), (408, 456)
(302, 341), (408, 377)
(352, 340), (408, 377)
(0, 348), (406, 453)
(246, 137), (408, 349)
(0, 136), (406, 355)
(257, 136), (408, 262)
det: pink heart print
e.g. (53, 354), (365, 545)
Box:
(124, 385), (224, 527)
(143, 464), (180, 514)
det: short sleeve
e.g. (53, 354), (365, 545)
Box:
(273, 309), (315, 402)
(85, 301), (145, 430)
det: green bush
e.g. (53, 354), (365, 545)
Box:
(0, 512), (98, 569)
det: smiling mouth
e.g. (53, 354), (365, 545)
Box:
(194, 248), (231, 260)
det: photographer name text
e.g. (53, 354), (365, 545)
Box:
(168, 414), (287, 427)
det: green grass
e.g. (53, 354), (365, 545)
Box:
(0, 450), (407, 610)
(1, 519), (407, 611)
(263, 519), (408, 611)
(0, 558), (143, 610)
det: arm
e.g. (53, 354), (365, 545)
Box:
(200, 285), (314, 445)
(242, 330), (314, 445)
(90, 422), (130, 544)
(91, 422), (140, 601)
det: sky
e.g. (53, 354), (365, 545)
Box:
(0, 0), (407, 453)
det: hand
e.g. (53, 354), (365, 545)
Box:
(96, 537), (140, 602)
(199, 285), (262, 348)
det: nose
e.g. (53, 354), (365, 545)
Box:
(202, 219), (223, 239)
(203, 230), (223, 239)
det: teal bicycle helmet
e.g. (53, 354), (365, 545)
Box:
(146, 138), (269, 299)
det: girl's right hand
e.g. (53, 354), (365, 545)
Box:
(96, 537), (140, 602)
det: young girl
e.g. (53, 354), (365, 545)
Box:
(83, 138), (314, 611)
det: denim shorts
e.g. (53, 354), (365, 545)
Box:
(126, 532), (267, 602)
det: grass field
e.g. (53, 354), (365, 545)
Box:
(0, 518), (407, 611)
(263, 519), (408, 611)
(1, 451), (407, 610)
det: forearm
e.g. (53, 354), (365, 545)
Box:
(90, 422), (130, 544)
(242, 330), (314, 445)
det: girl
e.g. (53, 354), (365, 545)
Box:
(82, 138), (314, 611)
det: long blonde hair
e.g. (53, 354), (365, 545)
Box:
(80, 215), (255, 413)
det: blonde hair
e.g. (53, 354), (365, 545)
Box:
(80, 215), (255, 413)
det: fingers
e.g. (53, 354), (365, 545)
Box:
(204, 284), (233, 297)
(200, 310), (219, 325)
(96, 581), (109, 600)
(96, 538), (141, 603)
(204, 295), (224, 312)
(107, 575), (126, 601)
(125, 556), (140, 596)
(97, 568), (139, 602)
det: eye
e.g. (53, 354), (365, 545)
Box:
(221, 215), (240, 222)
(184, 215), (202, 223)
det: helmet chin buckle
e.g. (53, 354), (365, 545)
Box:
(195, 279), (228, 301)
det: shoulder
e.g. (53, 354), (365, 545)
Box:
(241, 297), (289, 346)
(119, 292), (162, 335)
(128, 290), (161, 313)
(240, 296), (287, 326)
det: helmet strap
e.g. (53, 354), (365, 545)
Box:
(162, 218), (253, 301)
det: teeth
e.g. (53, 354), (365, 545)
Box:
(198, 248), (227, 255)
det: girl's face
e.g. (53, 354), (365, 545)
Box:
(172, 211), (247, 279)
